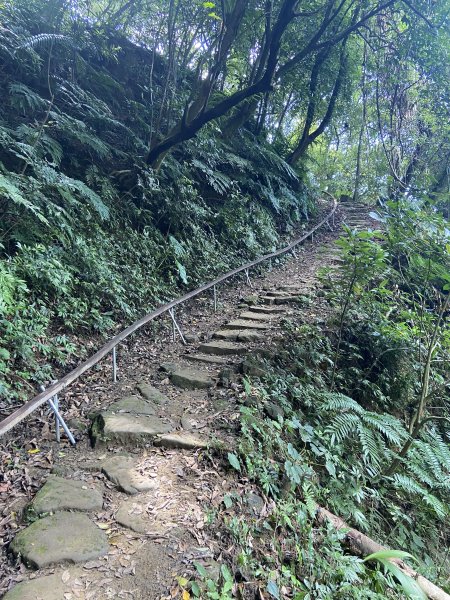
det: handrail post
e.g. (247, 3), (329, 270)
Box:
(169, 308), (187, 344)
(245, 268), (252, 287)
(112, 346), (117, 383)
(213, 285), (218, 312)
(40, 384), (76, 445)
(54, 393), (60, 442)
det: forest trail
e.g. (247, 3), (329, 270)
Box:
(1, 202), (374, 600)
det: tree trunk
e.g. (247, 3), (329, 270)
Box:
(316, 505), (450, 600)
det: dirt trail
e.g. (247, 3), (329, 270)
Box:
(0, 201), (373, 599)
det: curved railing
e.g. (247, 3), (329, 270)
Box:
(0, 195), (337, 437)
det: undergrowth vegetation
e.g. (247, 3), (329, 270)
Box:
(211, 200), (449, 599)
(0, 1), (312, 404)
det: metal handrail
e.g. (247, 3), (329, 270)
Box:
(0, 195), (337, 437)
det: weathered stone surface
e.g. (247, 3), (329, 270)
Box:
(183, 333), (199, 344)
(248, 306), (285, 316)
(213, 329), (263, 343)
(212, 329), (239, 341)
(185, 353), (230, 366)
(199, 340), (247, 356)
(154, 432), (209, 450)
(273, 296), (301, 305)
(32, 476), (103, 515)
(3, 574), (70, 600)
(10, 512), (108, 568)
(108, 396), (157, 416)
(265, 402), (284, 420)
(241, 358), (266, 377)
(116, 499), (148, 534)
(237, 330), (263, 342)
(101, 455), (158, 495)
(159, 362), (178, 374)
(239, 311), (273, 321)
(249, 305), (285, 314)
(169, 367), (213, 390)
(136, 383), (167, 404)
(264, 290), (296, 297)
(246, 492), (265, 514)
(226, 320), (270, 330)
(92, 413), (172, 446)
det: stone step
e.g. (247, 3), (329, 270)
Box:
(263, 290), (298, 297)
(248, 305), (286, 314)
(4, 574), (73, 600)
(136, 382), (167, 404)
(199, 340), (248, 356)
(169, 366), (214, 390)
(213, 329), (263, 342)
(184, 353), (230, 366)
(32, 476), (103, 515)
(239, 311), (274, 321)
(90, 395), (172, 446)
(10, 512), (108, 569)
(154, 432), (209, 450)
(226, 319), (270, 330)
(260, 295), (300, 305)
(101, 455), (158, 495)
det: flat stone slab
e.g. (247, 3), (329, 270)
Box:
(92, 412), (172, 446)
(101, 455), (158, 495)
(116, 499), (149, 534)
(169, 367), (214, 390)
(239, 311), (273, 321)
(107, 395), (157, 415)
(154, 432), (209, 450)
(32, 476), (103, 515)
(199, 341), (247, 356)
(260, 295), (301, 305)
(136, 383), (167, 404)
(249, 305), (285, 314)
(226, 320), (270, 330)
(213, 329), (263, 342)
(184, 353), (230, 366)
(264, 290), (297, 297)
(4, 574), (70, 600)
(10, 512), (108, 569)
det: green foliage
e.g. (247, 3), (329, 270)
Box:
(0, 2), (309, 403)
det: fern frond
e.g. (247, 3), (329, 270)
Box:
(17, 33), (70, 50)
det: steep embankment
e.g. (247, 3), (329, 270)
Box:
(0, 7), (312, 405)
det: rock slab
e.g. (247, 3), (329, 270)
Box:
(155, 432), (209, 450)
(169, 367), (213, 390)
(3, 574), (70, 600)
(116, 499), (149, 534)
(136, 383), (167, 404)
(10, 512), (108, 569)
(101, 455), (158, 495)
(32, 476), (103, 515)
(199, 341), (247, 356)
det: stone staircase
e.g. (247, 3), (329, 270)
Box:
(4, 286), (306, 599)
(4, 202), (372, 599)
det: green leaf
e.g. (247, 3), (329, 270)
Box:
(363, 550), (417, 563)
(267, 580), (280, 599)
(221, 564), (233, 583)
(227, 452), (241, 472)
(195, 562), (208, 578)
(191, 582), (201, 597)
(223, 494), (233, 509)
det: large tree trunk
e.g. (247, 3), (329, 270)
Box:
(287, 40), (348, 165)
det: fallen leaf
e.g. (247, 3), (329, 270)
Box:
(61, 570), (71, 583)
